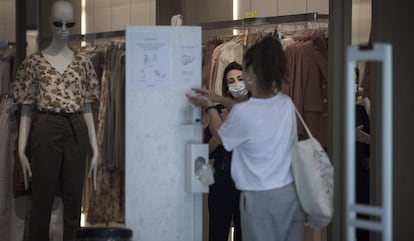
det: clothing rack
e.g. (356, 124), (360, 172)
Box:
(0, 41), (15, 48)
(38, 30), (125, 47)
(195, 12), (328, 31)
(0, 93), (13, 100)
(69, 30), (125, 42)
(0, 41), (9, 48)
(58, 12), (328, 42)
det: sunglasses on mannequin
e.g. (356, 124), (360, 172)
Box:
(52, 21), (76, 28)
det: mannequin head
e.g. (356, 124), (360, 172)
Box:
(50, 1), (75, 40)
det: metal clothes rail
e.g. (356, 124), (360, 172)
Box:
(60, 12), (328, 42)
(68, 30), (125, 42)
(0, 41), (15, 48)
(194, 12), (328, 30)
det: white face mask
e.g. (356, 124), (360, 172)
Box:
(228, 81), (248, 98)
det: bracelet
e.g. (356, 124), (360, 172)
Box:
(204, 105), (217, 113)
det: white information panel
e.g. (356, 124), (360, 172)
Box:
(125, 26), (202, 241)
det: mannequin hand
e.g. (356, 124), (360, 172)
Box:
(185, 94), (213, 108)
(191, 88), (222, 103)
(83, 103), (99, 190)
(18, 152), (32, 190)
(17, 104), (33, 190)
(88, 149), (98, 190)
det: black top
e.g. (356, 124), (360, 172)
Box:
(356, 104), (370, 170)
(204, 104), (232, 172)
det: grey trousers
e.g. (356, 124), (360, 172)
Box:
(28, 113), (88, 241)
(240, 183), (305, 241)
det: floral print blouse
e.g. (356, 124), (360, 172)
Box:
(13, 52), (100, 113)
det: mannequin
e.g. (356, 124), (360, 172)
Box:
(13, 1), (99, 241)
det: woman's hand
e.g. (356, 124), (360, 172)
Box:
(192, 87), (240, 110)
(191, 88), (223, 103)
(185, 93), (213, 108)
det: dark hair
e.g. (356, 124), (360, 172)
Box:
(222, 61), (243, 98)
(243, 36), (287, 95)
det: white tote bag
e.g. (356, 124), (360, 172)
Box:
(291, 108), (334, 229)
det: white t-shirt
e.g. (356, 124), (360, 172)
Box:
(218, 93), (297, 191)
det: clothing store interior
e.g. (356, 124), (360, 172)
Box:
(0, 0), (413, 241)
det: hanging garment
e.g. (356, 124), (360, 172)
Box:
(104, 46), (125, 169)
(0, 46), (15, 95)
(208, 43), (226, 94)
(0, 60), (11, 95)
(87, 45), (125, 225)
(0, 99), (18, 241)
(287, 33), (328, 148)
(202, 39), (223, 89)
(214, 39), (244, 96)
(77, 44), (108, 213)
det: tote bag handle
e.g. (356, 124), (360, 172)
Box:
(294, 107), (314, 139)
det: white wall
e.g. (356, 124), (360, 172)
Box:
(182, 0), (232, 24)
(26, 30), (38, 55)
(241, 0), (329, 18)
(1, 0), (157, 40)
(83, 0), (156, 34)
(183, 0), (328, 24)
(352, 0), (371, 44)
(0, 0), (15, 42)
